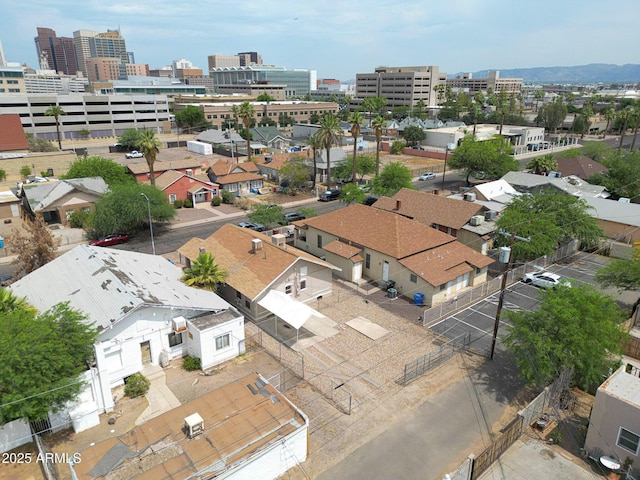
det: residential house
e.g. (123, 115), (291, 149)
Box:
(71, 373), (308, 480)
(9, 245), (244, 427)
(154, 169), (219, 205)
(127, 159), (204, 184)
(0, 189), (21, 221)
(17, 176), (108, 225)
(206, 159), (264, 196)
(582, 197), (640, 243)
(254, 153), (295, 184)
(554, 155), (609, 180)
(195, 129), (254, 160)
(374, 188), (493, 254)
(250, 126), (289, 151)
(501, 171), (610, 198)
(177, 224), (340, 323)
(313, 147), (347, 185)
(447, 179), (520, 217)
(584, 364), (640, 479)
(292, 204), (493, 306)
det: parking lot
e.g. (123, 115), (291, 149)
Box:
(429, 251), (619, 356)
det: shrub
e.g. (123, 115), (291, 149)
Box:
(40, 171), (51, 178)
(173, 199), (183, 209)
(69, 209), (90, 228)
(221, 190), (235, 204)
(182, 355), (201, 371)
(19, 165), (32, 179)
(0, 169), (6, 181)
(234, 198), (252, 210)
(124, 373), (150, 398)
(211, 196), (222, 206)
(390, 140), (406, 154)
(183, 198), (193, 208)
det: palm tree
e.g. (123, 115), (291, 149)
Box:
(0, 288), (37, 315)
(181, 251), (228, 292)
(371, 116), (385, 176)
(603, 105), (616, 137)
(618, 106), (634, 150)
(526, 154), (557, 175)
(237, 102), (256, 162)
(348, 111), (365, 183)
(629, 104), (640, 151)
(230, 105), (240, 130)
(308, 132), (323, 189)
(138, 129), (161, 186)
(316, 113), (343, 188)
(44, 105), (66, 150)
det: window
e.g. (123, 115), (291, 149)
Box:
(245, 299), (250, 308)
(169, 194), (177, 203)
(618, 428), (640, 454)
(236, 291), (242, 299)
(285, 284), (293, 295)
(410, 274), (418, 283)
(65, 209), (74, 220)
(440, 284), (446, 291)
(168, 332), (183, 347)
(365, 254), (371, 269)
(215, 333), (230, 350)
(299, 279), (307, 290)
(317, 235), (323, 248)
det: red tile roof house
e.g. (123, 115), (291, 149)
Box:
(206, 160), (264, 197)
(127, 159), (204, 183)
(154, 169), (220, 206)
(292, 204), (493, 307)
(374, 188), (495, 254)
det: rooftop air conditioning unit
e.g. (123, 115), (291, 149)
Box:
(470, 215), (484, 226)
(251, 238), (263, 253)
(484, 210), (498, 221)
(172, 316), (187, 333)
(463, 192), (476, 202)
(184, 413), (204, 438)
(272, 233), (286, 246)
(186, 169), (193, 176)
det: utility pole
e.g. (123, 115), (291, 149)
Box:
(489, 231), (530, 360)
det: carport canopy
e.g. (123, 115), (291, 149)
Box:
(258, 290), (326, 330)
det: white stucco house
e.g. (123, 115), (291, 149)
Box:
(8, 245), (245, 431)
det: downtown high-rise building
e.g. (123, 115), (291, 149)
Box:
(34, 27), (79, 75)
(73, 29), (98, 76)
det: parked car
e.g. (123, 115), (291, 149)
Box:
(319, 189), (341, 201)
(281, 212), (306, 224)
(413, 145), (426, 151)
(522, 271), (571, 289)
(125, 150), (144, 159)
(0, 274), (13, 286)
(419, 172), (436, 181)
(236, 221), (265, 232)
(90, 234), (129, 247)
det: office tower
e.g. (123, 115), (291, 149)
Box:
(34, 27), (78, 75)
(73, 29), (98, 76)
(208, 54), (241, 70)
(89, 30), (129, 77)
(237, 52), (262, 66)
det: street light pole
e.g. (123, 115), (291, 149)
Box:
(140, 192), (155, 255)
(440, 147), (449, 192)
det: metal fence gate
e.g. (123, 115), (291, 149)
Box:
(401, 333), (470, 386)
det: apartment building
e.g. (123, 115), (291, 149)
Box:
(0, 65), (26, 94)
(446, 70), (522, 94)
(355, 65), (447, 109)
(0, 93), (171, 140)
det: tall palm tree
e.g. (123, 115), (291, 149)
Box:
(181, 251), (228, 292)
(230, 105), (240, 130)
(237, 102), (255, 162)
(0, 288), (37, 315)
(308, 132), (323, 189)
(603, 105), (616, 137)
(348, 111), (365, 183)
(371, 116), (385, 176)
(618, 106), (633, 150)
(138, 129), (161, 186)
(629, 104), (640, 151)
(316, 113), (343, 188)
(44, 105), (66, 150)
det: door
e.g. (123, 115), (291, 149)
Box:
(140, 341), (151, 365)
(353, 261), (363, 282)
(382, 261), (389, 282)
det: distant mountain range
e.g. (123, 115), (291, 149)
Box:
(466, 64), (640, 84)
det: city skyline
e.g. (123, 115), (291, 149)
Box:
(0, 0), (638, 82)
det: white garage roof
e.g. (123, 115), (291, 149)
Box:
(258, 290), (327, 330)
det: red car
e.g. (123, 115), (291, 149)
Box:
(90, 234), (129, 247)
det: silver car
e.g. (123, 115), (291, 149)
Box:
(523, 271), (571, 289)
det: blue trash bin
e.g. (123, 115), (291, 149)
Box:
(0, 236), (4, 249)
(413, 293), (424, 305)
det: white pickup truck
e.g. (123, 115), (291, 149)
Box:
(125, 150), (144, 159)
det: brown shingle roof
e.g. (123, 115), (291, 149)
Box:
(400, 242), (494, 287)
(72, 373), (306, 480)
(374, 188), (486, 230)
(208, 160), (258, 176)
(298, 203), (456, 259)
(178, 224), (339, 299)
(555, 156), (609, 180)
(154, 170), (184, 190)
(0, 114), (29, 151)
(255, 153), (297, 170)
(323, 240), (363, 260)
(127, 159), (203, 175)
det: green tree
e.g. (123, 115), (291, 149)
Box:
(348, 111), (365, 183)
(596, 253), (640, 294)
(26, 134), (56, 152)
(44, 105), (66, 150)
(90, 183), (175, 238)
(238, 102), (256, 162)
(19, 165), (32, 179)
(362, 97), (388, 124)
(536, 98), (568, 134)
(138, 129), (161, 187)
(390, 140), (406, 154)
(62, 156), (133, 187)
(0, 302), (98, 422)
(447, 135), (519, 185)
(246, 203), (284, 228)
(495, 190), (603, 261)
(412, 99), (426, 120)
(298, 207), (318, 218)
(588, 149), (640, 200)
(526, 154), (558, 175)
(339, 183), (367, 204)
(0, 288), (37, 315)
(503, 284), (626, 389)
(175, 105), (209, 132)
(118, 128), (142, 151)
(390, 105), (410, 120)
(279, 113), (294, 127)
(279, 155), (310, 194)
(181, 251), (228, 292)
(7, 217), (60, 277)
(316, 113), (343, 188)
(0, 169), (7, 181)
(354, 154), (375, 182)
(371, 116), (385, 176)
(77, 129), (91, 139)
(256, 93), (276, 102)
(370, 162), (414, 197)
(402, 125), (426, 146)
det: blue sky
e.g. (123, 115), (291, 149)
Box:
(1, 0), (638, 81)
